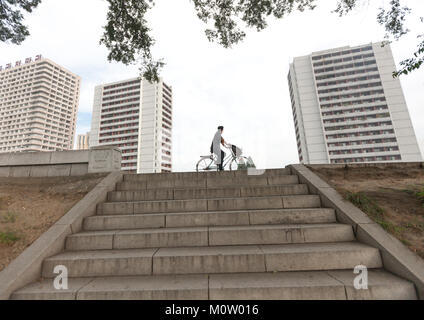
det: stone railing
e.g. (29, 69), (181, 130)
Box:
(0, 146), (122, 177)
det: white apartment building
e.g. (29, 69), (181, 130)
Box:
(76, 132), (90, 150)
(89, 77), (173, 173)
(288, 42), (422, 164)
(0, 56), (80, 153)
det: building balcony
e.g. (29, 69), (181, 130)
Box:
(313, 57), (377, 75)
(314, 56), (376, 70)
(322, 108), (389, 120)
(326, 132), (397, 143)
(323, 116), (391, 129)
(101, 114), (140, 124)
(101, 99), (141, 109)
(316, 75), (381, 91)
(98, 139), (138, 147)
(102, 92), (141, 104)
(100, 118), (138, 127)
(318, 83), (383, 99)
(321, 101), (388, 113)
(101, 106), (140, 117)
(315, 69), (380, 85)
(118, 145), (139, 152)
(121, 159), (138, 164)
(326, 126), (395, 138)
(325, 123), (394, 135)
(103, 85), (140, 97)
(100, 126), (139, 135)
(327, 141), (399, 152)
(319, 92), (385, 106)
(99, 132), (139, 140)
(121, 152), (138, 158)
(329, 150), (401, 160)
(320, 94), (386, 110)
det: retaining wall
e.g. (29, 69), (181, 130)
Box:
(0, 147), (122, 177)
(289, 164), (424, 299)
(0, 171), (124, 299)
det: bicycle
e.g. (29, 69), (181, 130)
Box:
(196, 144), (252, 172)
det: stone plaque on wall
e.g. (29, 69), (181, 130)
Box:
(88, 147), (122, 173)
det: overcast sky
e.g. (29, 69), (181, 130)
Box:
(1, 0), (423, 171)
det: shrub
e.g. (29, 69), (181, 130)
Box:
(345, 192), (384, 220)
(0, 231), (20, 245)
(1, 211), (17, 224)
(416, 189), (424, 206)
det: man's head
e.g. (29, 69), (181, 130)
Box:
(218, 126), (224, 133)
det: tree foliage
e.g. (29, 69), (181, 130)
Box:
(376, 0), (423, 77)
(99, 0), (164, 82)
(0, 0), (41, 44)
(1, 0), (423, 81)
(191, 0), (316, 48)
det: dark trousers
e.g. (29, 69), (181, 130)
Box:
(218, 150), (225, 171)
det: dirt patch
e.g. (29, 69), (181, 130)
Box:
(309, 165), (424, 259)
(0, 174), (107, 272)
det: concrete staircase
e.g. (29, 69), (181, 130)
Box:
(11, 169), (417, 300)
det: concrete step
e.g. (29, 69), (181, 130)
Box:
(116, 175), (299, 190)
(12, 274), (208, 300)
(67, 224), (354, 251)
(97, 195), (321, 215)
(151, 242), (383, 275)
(208, 270), (417, 300)
(11, 269), (416, 300)
(108, 184), (309, 202)
(122, 168), (291, 183)
(83, 208), (337, 231)
(41, 242), (381, 278)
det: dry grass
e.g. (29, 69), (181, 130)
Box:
(0, 174), (107, 272)
(310, 165), (424, 259)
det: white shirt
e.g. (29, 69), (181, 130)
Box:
(212, 130), (223, 164)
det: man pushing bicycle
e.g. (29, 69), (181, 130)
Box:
(210, 126), (227, 171)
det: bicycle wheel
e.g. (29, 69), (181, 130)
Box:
(229, 157), (250, 171)
(196, 158), (214, 172)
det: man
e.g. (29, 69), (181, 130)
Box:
(211, 126), (226, 171)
